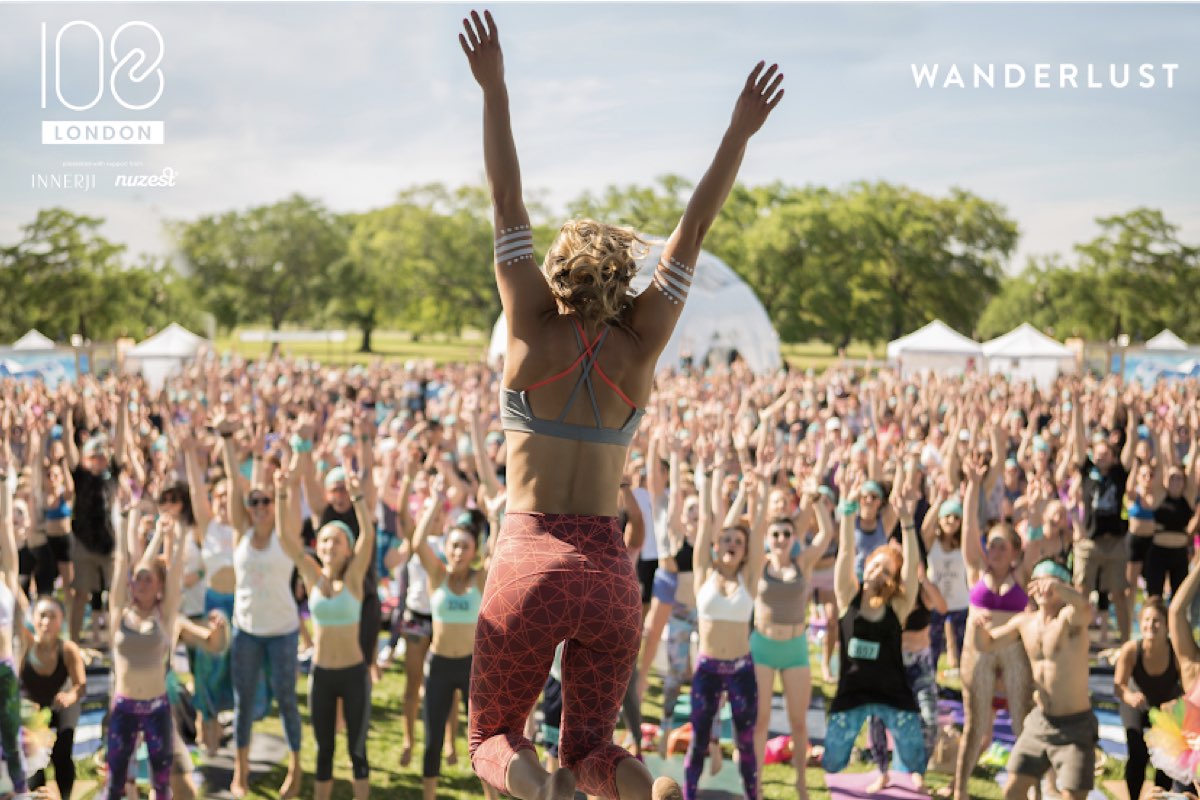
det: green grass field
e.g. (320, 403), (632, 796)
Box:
(213, 329), (885, 372)
(74, 640), (1126, 800)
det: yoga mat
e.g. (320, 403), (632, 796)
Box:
(936, 699), (1016, 745)
(824, 770), (932, 799)
(642, 752), (748, 796)
(762, 688), (827, 743)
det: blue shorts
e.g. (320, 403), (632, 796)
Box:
(749, 630), (810, 671)
(652, 568), (679, 604)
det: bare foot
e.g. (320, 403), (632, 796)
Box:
(229, 772), (249, 799)
(821, 660), (835, 683)
(911, 772), (930, 795)
(934, 783), (955, 799)
(536, 767), (576, 800)
(652, 776), (683, 800)
(445, 744), (458, 766)
(279, 768), (301, 799)
(400, 741), (413, 767)
(865, 772), (889, 795)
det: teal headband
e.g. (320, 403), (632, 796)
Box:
(939, 499), (963, 519)
(324, 466), (347, 489)
(1031, 559), (1071, 584)
(862, 480), (884, 498)
(320, 520), (356, 547)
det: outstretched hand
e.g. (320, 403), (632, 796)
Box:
(459, 9), (504, 92)
(730, 61), (784, 139)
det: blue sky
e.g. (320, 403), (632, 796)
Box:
(1, 2), (1197, 272)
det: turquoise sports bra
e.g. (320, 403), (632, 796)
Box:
(500, 318), (645, 448)
(309, 584), (360, 627)
(431, 581), (481, 625)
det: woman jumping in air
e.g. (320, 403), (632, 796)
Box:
(458, 9), (782, 799)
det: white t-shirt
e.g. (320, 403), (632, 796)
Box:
(233, 530), (300, 636)
(927, 538), (970, 611)
(181, 532), (207, 618)
(201, 519), (236, 582)
(633, 487), (658, 561)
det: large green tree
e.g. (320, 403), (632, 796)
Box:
(172, 194), (347, 331)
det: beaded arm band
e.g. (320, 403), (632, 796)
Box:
(652, 257), (694, 306)
(495, 224), (534, 265)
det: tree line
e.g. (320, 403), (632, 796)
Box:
(1, 180), (1195, 351)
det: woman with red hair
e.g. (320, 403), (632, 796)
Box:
(822, 474), (925, 778)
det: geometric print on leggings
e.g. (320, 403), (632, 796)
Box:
(470, 512), (642, 799)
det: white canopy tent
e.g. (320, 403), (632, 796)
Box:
(125, 323), (208, 390)
(886, 320), (983, 376)
(488, 239), (781, 373)
(983, 323), (1075, 386)
(11, 329), (55, 351)
(1145, 329), (1189, 350)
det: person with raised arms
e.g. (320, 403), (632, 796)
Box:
(458, 8), (782, 799)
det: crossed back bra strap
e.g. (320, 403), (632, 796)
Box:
(523, 318), (637, 419)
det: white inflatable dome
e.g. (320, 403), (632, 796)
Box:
(488, 238), (781, 374)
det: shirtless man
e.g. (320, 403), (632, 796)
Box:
(972, 560), (1097, 800)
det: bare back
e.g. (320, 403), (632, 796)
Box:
(504, 314), (654, 516)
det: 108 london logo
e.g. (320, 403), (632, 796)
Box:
(41, 20), (165, 145)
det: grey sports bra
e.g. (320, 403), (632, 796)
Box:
(499, 318), (645, 447)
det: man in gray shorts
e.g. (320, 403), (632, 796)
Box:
(972, 560), (1097, 800)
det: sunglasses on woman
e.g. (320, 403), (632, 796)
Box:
(247, 496), (273, 508)
(768, 527), (793, 539)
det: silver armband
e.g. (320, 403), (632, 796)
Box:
(652, 257), (694, 305)
(495, 225), (534, 265)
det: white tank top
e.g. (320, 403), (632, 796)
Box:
(634, 487), (658, 560)
(233, 530), (299, 636)
(927, 538), (970, 611)
(0, 581), (13, 635)
(405, 535), (443, 615)
(202, 519), (236, 579)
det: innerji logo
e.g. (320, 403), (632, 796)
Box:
(40, 20), (166, 145)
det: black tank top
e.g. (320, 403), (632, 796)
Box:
(21, 642), (69, 707)
(1119, 640), (1182, 728)
(904, 591), (930, 633)
(1155, 495), (1194, 533)
(674, 541), (694, 573)
(831, 592), (918, 714)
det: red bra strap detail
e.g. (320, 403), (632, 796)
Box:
(591, 364), (637, 409)
(523, 319), (602, 393)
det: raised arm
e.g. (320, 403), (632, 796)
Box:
(158, 517), (188, 634)
(460, 10), (555, 331)
(1169, 550), (1200, 670)
(216, 415), (249, 536)
(183, 434), (213, 534)
(692, 463), (714, 592)
(797, 482), (834, 572)
(961, 455), (987, 582)
(628, 62), (784, 356)
(891, 487), (921, 623)
(0, 475), (18, 590)
(834, 489), (860, 613)
(412, 495), (449, 590)
(343, 473), (377, 596)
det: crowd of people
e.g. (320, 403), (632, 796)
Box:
(0, 10), (1197, 800)
(0, 353), (1198, 799)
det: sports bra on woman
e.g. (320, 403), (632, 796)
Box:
(44, 498), (71, 521)
(431, 581), (482, 624)
(1128, 495), (1156, 521)
(310, 585), (361, 627)
(697, 571), (754, 623)
(673, 541), (694, 573)
(500, 318), (645, 447)
(968, 577), (1028, 613)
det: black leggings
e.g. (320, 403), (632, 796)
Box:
(620, 665), (641, 741)
(29, 726), (75, 800)
(423, 653), (471, 778)
(309, 662), (370, 781)
(1127, 725), (1175, 800)
(1144, 543), (1189, 599)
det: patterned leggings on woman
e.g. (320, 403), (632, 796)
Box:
(869, 648), (938, 773)
(684, 653), (757, 800)
(105, 695), (173, 799)
(661, 606), (697, 737)
(469, 513), (642, 800)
